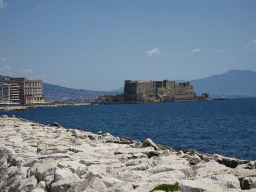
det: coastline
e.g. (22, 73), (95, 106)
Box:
(0, 103), (91, 111)
(0, 115), (256, 191)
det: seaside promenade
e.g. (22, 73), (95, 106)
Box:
(0, 115), (256, 191)
(0, 103), (91, 111)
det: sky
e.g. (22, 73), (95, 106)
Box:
(0, 0), (256, 91)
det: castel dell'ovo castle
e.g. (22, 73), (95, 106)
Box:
(124, 80), (195, 102)
(97, 80), (209, 104)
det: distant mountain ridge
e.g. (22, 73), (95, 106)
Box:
(191, 69), (256, 96)
(42, 83), (119, 102)
(112, 70), (256, 97)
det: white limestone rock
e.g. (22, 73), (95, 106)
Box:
(101, 176), (124, 188)
(134, 181), (178, 192)
(142, 138), (158, 150)
(144, 170), (186, 182)
(33, 161), (58, 182)
(101, 182), (134, 192)
(129, 163), (149, 171)
(0, 158), (8, 173)
(83, 171), (103, 180)
(54, 167), (75, 182)
(182, 153), (201, 165)
(87, 177), (107, 191)
(79, 159), (100, 166)
(8, 154), (24, 166)
(87, 164), (107, 174)
(77, 166), (88, 178)
(196, 174), (241, 189)
(157, 155), (190, 165)
(147, 163), (193, 177)
(66, 179), (89, 192)
(194, 161), (232, 178)
(241, 177), (256, 190)
(16, 175), (38, 192)
(51, 174), (81, 192)
(232, 167), (256, 177)
(1, 117), (255, 192)
(32, 188), (47, 192)
(58, 160), (87, 175)
(0, 146), (15, 158)
(178, 180), (225, 192)
(0, 166), (22, 191)
(21, 157), (38, 167)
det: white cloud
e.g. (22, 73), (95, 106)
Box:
(37, 74), (48, 79)
(3, 65), (11, 70)
(217, 49), (225, 53)
(0, 0), (7, 9)
(36, 6), (42, 9)
(246, 39), (256, 50)
(21, 69), (33, 73)
(146, 48), (161, 56)
(192, 49), (201, 53)
(0, 58), (7, 61)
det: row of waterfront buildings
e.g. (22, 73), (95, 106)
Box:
(0, 76), (45, 104)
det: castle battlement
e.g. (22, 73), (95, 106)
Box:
(124, 79), (195, 102)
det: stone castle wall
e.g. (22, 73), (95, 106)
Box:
(124, 80), (195, 102)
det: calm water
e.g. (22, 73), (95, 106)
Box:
(1, 98), (256, 160)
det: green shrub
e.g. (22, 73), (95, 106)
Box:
(150, 182), (179, 192)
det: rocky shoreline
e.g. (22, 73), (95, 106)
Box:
(1, 115), (256, 192)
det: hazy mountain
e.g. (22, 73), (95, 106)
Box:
(111, 87), (124, 92)
(43, 83), (119, 103)
(112, 70), (256, 96)
(191, 69), (256, 96)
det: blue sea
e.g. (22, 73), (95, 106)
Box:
(1, 98), (256, 161)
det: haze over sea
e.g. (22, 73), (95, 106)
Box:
(1, 98), (256, 161)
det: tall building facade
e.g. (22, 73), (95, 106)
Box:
(0, 76), (45, 104)
(0, 76), (11, 103)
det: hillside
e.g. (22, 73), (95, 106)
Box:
(191, 69), (256, 96)
(43, 83), (119, 103)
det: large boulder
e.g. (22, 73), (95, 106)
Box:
(79, 158), (100, 166)
(194, 161), (232, 178)
(142, 138), (158, 150)
(54, 167), (74, 182)
(240, 177), (256, 190)
(143, 170), (186, 182)
(0, 146), (15, 159)
(86, 177), (107, 191)
(0, 166), (23, 191)
(33, 161), (58, 182)
(15, 175), (38, 192)
(8, 154), (24, 166)
(198, 174), (241, 189)
(51, 175), (81, 192)
(179, 180), (225, 192)
(212, 154), (249, 168)
(101, 182), (134, 192)
(181, 153), (201, 165)
(147, 163), (193, 177)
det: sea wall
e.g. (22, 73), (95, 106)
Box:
(0, 103), (91, 111)
(0, 115), (256, 191)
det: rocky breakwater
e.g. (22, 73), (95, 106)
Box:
(1, 115), (256, 192)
